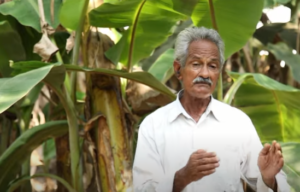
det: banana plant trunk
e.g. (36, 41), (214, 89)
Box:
(84, 31), (133, 192)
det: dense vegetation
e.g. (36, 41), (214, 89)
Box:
(0, 0), (299, 191)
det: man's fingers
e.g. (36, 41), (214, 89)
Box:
(270, 140), (277, 153)
(200, 169), (216, 176)
(275, 142), (282, 152)
(197, 157), (219, 165)
(276, 150), (282, 158)
(278, 158), (284, 169)
(195, 149), (206, 154)
(261, 143), (271, 155)
(196, 151), (217, 159)
(197, 163), (219, 172)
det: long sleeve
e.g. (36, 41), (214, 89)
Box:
(133, 116), (175, 192)
(240, 118), (290, 192)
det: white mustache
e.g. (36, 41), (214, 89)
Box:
(193, 77), (213, 86)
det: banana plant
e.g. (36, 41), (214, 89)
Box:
(0, 0), (266, 191)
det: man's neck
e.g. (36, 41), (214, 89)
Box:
(180, 92), (211, 122)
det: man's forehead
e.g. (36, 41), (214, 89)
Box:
(187, 54), (220, 61)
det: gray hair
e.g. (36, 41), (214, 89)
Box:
(174, 27), (225, 68)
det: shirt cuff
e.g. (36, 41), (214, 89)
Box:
(256, 174), (273, 192)
(257, 173), (290, 192)
(155, 173), (176, 192)
(275, 173), (291, 192)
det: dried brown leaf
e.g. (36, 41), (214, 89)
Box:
(33, 34), (58, 61)
(66, 31), (76, 54)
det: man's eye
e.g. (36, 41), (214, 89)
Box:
(209, 65), (217, 69)
(193, 63), (200, 66)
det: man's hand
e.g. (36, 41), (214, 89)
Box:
(258, 141), (284, 191)
(173, 149), (219, 192)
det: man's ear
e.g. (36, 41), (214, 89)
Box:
(173, 60), (182, 80)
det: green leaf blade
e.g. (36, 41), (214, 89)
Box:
(228, 72), (300, 143)
(59, 0), (87, 30)
(148, 49), (174, 83)
(91, 0), (185, 67)
(0, 120), (68, 190)
(0, 65), (54, 113)
(191, 0), (264, 59)
(0, 20), (26, 77)
(0, 0), (61, 32)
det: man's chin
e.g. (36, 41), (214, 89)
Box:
(191, 90), (211, 99)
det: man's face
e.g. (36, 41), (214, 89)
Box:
(175, 39), (221, 99)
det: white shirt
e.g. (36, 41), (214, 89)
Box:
(133, 92), (290, 192)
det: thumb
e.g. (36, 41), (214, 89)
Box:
(260, 143), (271, 155)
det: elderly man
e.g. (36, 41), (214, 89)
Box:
(133, 27), (290, 192)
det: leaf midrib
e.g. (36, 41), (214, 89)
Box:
(284, 163), (300, 178)
(271, 90), (285, 141)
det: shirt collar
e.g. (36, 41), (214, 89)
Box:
(168, 90), (223, 123)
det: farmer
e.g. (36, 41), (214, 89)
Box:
(133, 27), (290, 192)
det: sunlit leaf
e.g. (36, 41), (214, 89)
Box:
(229, 72), (300, 142)
(11, 61), (176, 100)
(59, 0), (87, 30)
(0, 0), (61, 32)
(148, 49), (174, 83)
(281, 142), (300, 192)
(90, 0), (186, 67)
(191, 0), (264, 59)
(0, 64), (56, 113)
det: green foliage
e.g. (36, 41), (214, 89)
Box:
(53, 32), (72, 63)
(148, 49), (174, 83)
(0, 0), (61, 32)
(264, 0), (293, 8)
(229, 72), (300, 143)
(0, 0), (296, 191)
(191, 0), (263, 59)
(64, 64), (176, 99)
(268, 42), (300, 83)
(281, 142), (300, 191)
(0, 20), (25, 77)
(8, 173), (76, 192)
(19, 83), (44, 132)
(59, 0), (88, 30)
(43, 139), (56, 162)
(0, 64), (56, 114)
(90, 0), (263, 70)
(11, 61), (176, 99)
(91, 0), (186, 68)
(223, 73), (250, 105)
(0, 120), (68, 190)
(254, 23), (297, 50)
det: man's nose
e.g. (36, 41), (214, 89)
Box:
(198, 65), (210, 78)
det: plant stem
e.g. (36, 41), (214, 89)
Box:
(242, 44), (254, 73)
(54, 86), (83, 192)
(50, 36), (63, 63)
(127, 0), (147, 72)
(50, 36), (72, 94)
(70, 0), (90, 103)
(217, 74), (223, 100)
(208, 0), (218, 31)
(208, 0), (223, 100)
(20, 160), (31, 192)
